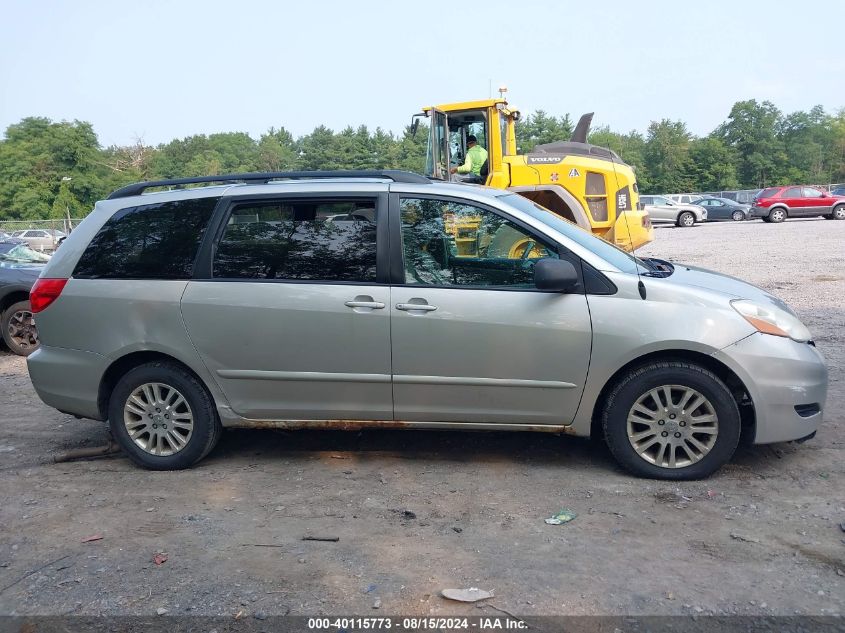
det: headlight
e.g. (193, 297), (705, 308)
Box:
(731, 299), (811, 342)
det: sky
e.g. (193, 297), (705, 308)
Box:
(2, 0), (844, 147)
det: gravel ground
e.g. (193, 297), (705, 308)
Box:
(0, 217), (843, 618)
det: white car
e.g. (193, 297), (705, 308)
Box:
(640, 195), (707, 227)
(668, 193), (703, 204)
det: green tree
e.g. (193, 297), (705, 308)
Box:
(516, 110), (573, 152)
(687, 137), (739, 192)
(716, 100), (786, 188)
(643, 119), (694, 193)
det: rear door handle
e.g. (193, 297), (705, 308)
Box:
(345, 300), (386, 309)
(396, 303), (437, 312)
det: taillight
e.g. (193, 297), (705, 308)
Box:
(30, 278), (68, 313)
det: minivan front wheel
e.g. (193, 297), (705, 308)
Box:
(109, 362), (221, 470)
(602, 362), (740, 479)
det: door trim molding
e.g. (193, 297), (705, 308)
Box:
(217, 369), (391, 383)
(393, 374), (576, 389)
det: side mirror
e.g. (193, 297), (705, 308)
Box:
(534, 258), (580, 293)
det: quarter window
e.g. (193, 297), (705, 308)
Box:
(73, 197), (218, 279)
(213, 199), (378, 282)
(400, 197), (557, 288)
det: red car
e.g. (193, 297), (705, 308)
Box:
(751, 185), (845, 223)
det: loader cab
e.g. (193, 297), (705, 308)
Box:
(418, 99), (513, 188)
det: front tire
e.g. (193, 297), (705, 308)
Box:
(602, 361), (741, 480)
(2, 300), (39, 356)
(731, 210), (745, 222)
(677, 211), (696, 227)
(829, 205), (845, 220)
(108, 362), (221, 470)
(768, 208), (787, 223)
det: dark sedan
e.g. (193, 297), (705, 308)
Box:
(696, 197), (750, 221)
(1, 242), (48, 355)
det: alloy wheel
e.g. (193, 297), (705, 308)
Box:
(123, 383), (194, 456)
(834, 206), (845, 220)
(732, 211), (744, 221)
(7, 309), (38, 352)
(626, 385), (719, 469)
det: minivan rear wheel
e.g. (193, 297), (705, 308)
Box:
(602, 361), (741, 479)
(108, 362), (221, 470)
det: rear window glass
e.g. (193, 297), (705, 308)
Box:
(73, 197), (218, 279)
(757, 187), (780, 199)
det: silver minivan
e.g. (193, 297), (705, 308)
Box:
(27, 171), (827, 479)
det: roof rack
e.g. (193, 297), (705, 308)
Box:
(106, 170), (431, 199)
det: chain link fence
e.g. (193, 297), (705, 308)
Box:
(0, 218), (84, 235)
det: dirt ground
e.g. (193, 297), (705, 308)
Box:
(0, 217), (843, 618)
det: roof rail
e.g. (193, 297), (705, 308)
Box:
(106, 170), (431, 199)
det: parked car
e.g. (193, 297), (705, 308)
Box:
(831, 186), (845, 197)
(0, 231), (26, 245)
(640, 195), (707, 227)
(668, 194), (703, 204)
(27, 171), (826, 479)
(0, 242), (48, 355)
(750, 186), (845, 222)
(12, 228), (66, 252)
(695, 197), (750, 221)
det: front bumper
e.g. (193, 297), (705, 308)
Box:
(713, 333), (828, 444)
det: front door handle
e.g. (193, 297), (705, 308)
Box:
(396, 303), (437, 312)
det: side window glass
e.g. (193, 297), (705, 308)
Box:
(73, 197), (218, 279)
(802, 187), (823, 198)
(783, 187), (801, 198)
(400, 198), (557, 288)
(213, 199), (377, 282)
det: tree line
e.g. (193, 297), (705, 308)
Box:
(1, 99), (843, 221)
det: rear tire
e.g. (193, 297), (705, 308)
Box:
(768, 208), (787, 223)
(731, 210), (745, 222)
(108, 361), (221, 470)
(677, 211), (696, 227)
(1, 300), (39, 356)
(602, 361), (741, 480)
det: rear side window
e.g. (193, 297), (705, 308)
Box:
(213, 199), (378, 282)
(758, 187), (780, 199)
(74, 198), (218, 279)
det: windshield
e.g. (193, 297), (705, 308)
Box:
(499, 194), (644, 274)
(0, 243), (51, 263)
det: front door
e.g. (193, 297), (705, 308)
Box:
(181, 194), (393, 420)
(390, 195), (592, 425)
(801, 187), (830, 216)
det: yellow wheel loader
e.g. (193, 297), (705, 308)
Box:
(413, 97), (653, 252)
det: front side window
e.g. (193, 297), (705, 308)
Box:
(74, 197), (218, 279)
(802, 187), (823, 198)
(400, 197), (557, 288)
(213, 199), (377, 282)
